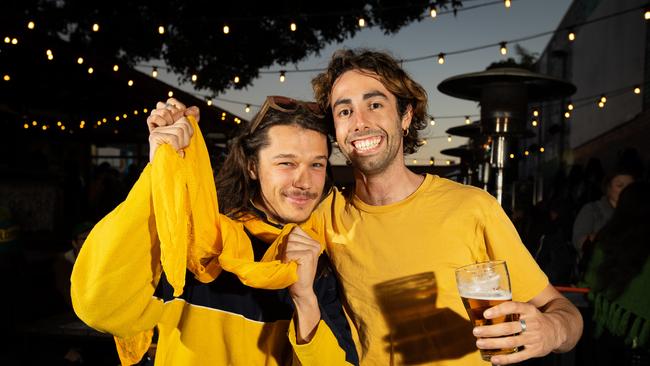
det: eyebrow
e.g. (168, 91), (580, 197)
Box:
(332, 90), (389, 109)
(272, 154), (329, 161)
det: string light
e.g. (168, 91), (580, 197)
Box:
(447, 135), (452, 142)
(245, 104), (251, 113)
(290, 22), (297, 32)
(430, 6), (437, 18)
(509, 153), (515, 159)
(540, 147), (545, 153)
(11, 38), (17, 45)
(568, 31), (576, 41)
(465, 116), (470, 124)
(32, 121), (37, 126)
(412, 159), (417, 164)
(429, 159), (434, 165)
(168, 91), (174, 97)
(358, 17), (366, 27)
(524, 150), (530, 156)
(564, 111), (571, 118)
(61, 125), (66, 131)
(152, 67), (158, 78)
(77, 57), (84, 65)
(27, 21), (35, 30)
(223, 25), (230, 34)
(233, 75), (240, 84)
(122, 113), (127, 119)
(3, 37), (9, 43)
(127, 80), (134, 87)
(24, 123), (29, 129)
(143, 109), (148, 114)
(597, 99), (605, 108)
(567, 102), (574, 111)
(87, 67), (94, 74)
(133, 110), (139, 115)
(57, 121), (62, 127)
(446, 160), (451, 165)
(600, 95), (607, 103)
(437, 53), (445, 65)
(430, 117), (436, 126)
(102, 118), (107, 122)
(113, 64), (119, 72)
(158, 26), (165, 35)
(532, 109), (539, 117)
(115, 116), (120, 121)
(531, 120), (538, 127)
(634, 86), (641, 94)
(279, 71), (286, 83)
(3, 74), (10, 81)
(42, 125), (47, 131)
(92, 23), (99, 32)
(645, 9), (650, 20)
(499, 42), (507, 55)
(206, 98), (212, 106)
(191, 74), (197, 82)
(504, 0), (511, 8)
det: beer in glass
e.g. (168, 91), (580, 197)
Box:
(455, 260), (518, 361)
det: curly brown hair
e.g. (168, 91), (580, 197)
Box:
(312, 49), (429, 155)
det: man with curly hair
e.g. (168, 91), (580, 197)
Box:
(310, 49), (583, 366)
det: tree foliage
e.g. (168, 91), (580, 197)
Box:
(3, 0), (462, 94)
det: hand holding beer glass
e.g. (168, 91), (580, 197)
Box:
(455, 260), (519, 362)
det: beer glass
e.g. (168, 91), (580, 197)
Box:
(455, 260), (518, 361)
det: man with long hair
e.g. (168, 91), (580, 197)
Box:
(308, 49), (583, 365)
(71, 98), (358, 365)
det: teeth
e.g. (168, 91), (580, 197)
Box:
(353, 137), (381, 151)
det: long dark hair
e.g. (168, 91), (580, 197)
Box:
(215, 104), (333, 220)
(312, 49), (429, 155)
(594, 181), (650, 299)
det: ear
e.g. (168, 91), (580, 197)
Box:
(401, 104), (414, 131)
(247, 161), (258, 180)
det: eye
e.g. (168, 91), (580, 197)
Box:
(369, 102), (382, 110)
(312, 162), (325, 168)
(278, 161), (294, 167)
(337, 108), (352, 118)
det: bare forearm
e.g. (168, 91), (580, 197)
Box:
(541, 297), (583, 352)
(292, 293), (321, 344)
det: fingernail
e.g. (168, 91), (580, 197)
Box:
(473, 327), (481, 336)
(484, 310), (493, 318)
(476, 339), (485, 348)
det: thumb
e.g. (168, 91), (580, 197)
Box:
(184, 106), (200, 122)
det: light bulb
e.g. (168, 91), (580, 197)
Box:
(358, 18), (366, 27)
(92, 23), (99, 32)
(158, 26), (165, 34)
(28, 21), (35, 30)
(437, 53), (445, 65)
(223, 25), (230, 34)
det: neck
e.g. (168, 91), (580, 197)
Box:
(353, 160), (424, 206)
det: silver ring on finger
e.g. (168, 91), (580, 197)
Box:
(519, 318), (527, 333)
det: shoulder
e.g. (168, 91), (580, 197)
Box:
(421, 175), (499, 211)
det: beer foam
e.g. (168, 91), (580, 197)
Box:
(458, 289), (512, 301)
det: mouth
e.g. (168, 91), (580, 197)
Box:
(283, 192), (318, 207)
(351, 136), (382, 153)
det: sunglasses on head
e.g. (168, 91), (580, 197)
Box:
(249, 95), (324, 133)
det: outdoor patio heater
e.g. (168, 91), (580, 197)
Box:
(438, 66), (576, 204)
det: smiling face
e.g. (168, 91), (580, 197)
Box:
(252, 124), (329, 224)
(330, 69), (412, 176)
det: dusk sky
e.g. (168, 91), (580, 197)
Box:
(141, 0), (572, 165)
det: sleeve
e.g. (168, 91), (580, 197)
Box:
(483, 199), (549, 302)
(288, 256), (359, 366)
(572, 203), (594, 252)
(71, 165), (164, 338)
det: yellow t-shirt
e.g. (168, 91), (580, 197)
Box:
(316, 174), (549, 365)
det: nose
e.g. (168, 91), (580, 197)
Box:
(351, 108), (370, 132)
(293, 165), (312, 190)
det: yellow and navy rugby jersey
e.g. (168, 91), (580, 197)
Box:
(151, 228), (359, 365)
